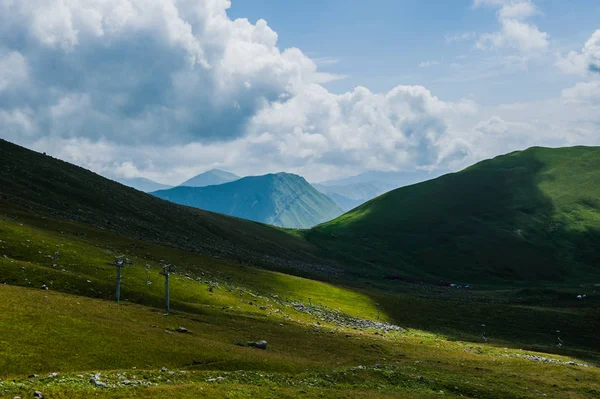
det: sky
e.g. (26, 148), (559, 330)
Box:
(0, 0), (599, 184)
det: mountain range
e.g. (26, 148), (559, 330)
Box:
(3, 139), (598, 397)
(2, 138), (599, 284)
(313, 182), (395, 211)
(152, 173), (343, 228)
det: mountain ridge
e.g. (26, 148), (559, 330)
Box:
(153, 172), (344, 228)
(179, 169), (240, 187)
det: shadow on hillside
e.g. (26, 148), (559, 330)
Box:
(307, 150), (600, 360)
(2, 139), (599, 363)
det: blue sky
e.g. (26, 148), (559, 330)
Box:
(1, 0), (599, 184)
(230, 0), (600, 104)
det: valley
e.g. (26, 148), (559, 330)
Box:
(1, 140), (599, 398)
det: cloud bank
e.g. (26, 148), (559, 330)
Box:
(0, 0), (598, 184)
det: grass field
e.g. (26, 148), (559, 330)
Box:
(1, 202), (599, 398)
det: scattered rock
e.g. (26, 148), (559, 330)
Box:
(291, 302), (403, 332)
(33, 392), (43, 398)
(517, 354), (588, 367)
(27, 374), (39, 379)
(247, 340), (268, 350)
(176, 327), (189, 333)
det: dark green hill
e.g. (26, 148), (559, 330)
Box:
(153, 173), (344, 228)
(306, 146), (600, 283)
(0, 139), (331, 275)
(179, 169), (240, 187)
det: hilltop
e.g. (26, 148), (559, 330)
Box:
(306, 146), (600, 284)
(153, 173), (344, 228)
(179, 169), (241, 187)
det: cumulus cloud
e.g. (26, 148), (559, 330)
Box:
(0, 0), (336, 146)
(557, 31), (600, 107)
(0, 0), (597, 184)
(561, 81), (600, 105)
(475, 0), (549, 55)
(556, 30), (600, 75)
(0, 0), (481, 182)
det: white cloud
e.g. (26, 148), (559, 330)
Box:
(556, 30), (600, 75)
(0, 51), (28, 91)
(418, 60), (440, 68)
(0, 0), (598, 185)
(475, 0), (549, 55)
(561, 81), (600, 105)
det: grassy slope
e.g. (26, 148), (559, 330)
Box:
(153, 173), (344, 228)
(1, 147), (599, 397)
(1, 284), (599, 399)
(0, 210), (599, 397)
(0, 139), (334, 277)
(306, 146), (600, 284)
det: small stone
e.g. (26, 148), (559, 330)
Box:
(27, 374), (39, 379)
(161, 366), (168, 372)
(33, 392), (43, 399)
(248, 340), (268, 349)
(176, 327), (189, 333)
(48, 373), (58, 378)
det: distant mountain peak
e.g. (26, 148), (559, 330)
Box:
(154, 172), (343, 228)
(179, 169), (240, 187)
(118, 177), (173, 193)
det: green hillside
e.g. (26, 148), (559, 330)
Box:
(1, 198), (599, 398)
(0, 139), (329, 276)
(1, 139), (599, 397)
(306, 146), (600, 283)
(179, 169), (241, 187)
(153, 173), (344, 228)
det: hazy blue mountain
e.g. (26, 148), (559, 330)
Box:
(318, 170), (442, 188)
(313, 182), (395, 211)
(118, 177), (173, 192)
(179, 169), (240, 187)
(153, 173), (344, 228)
